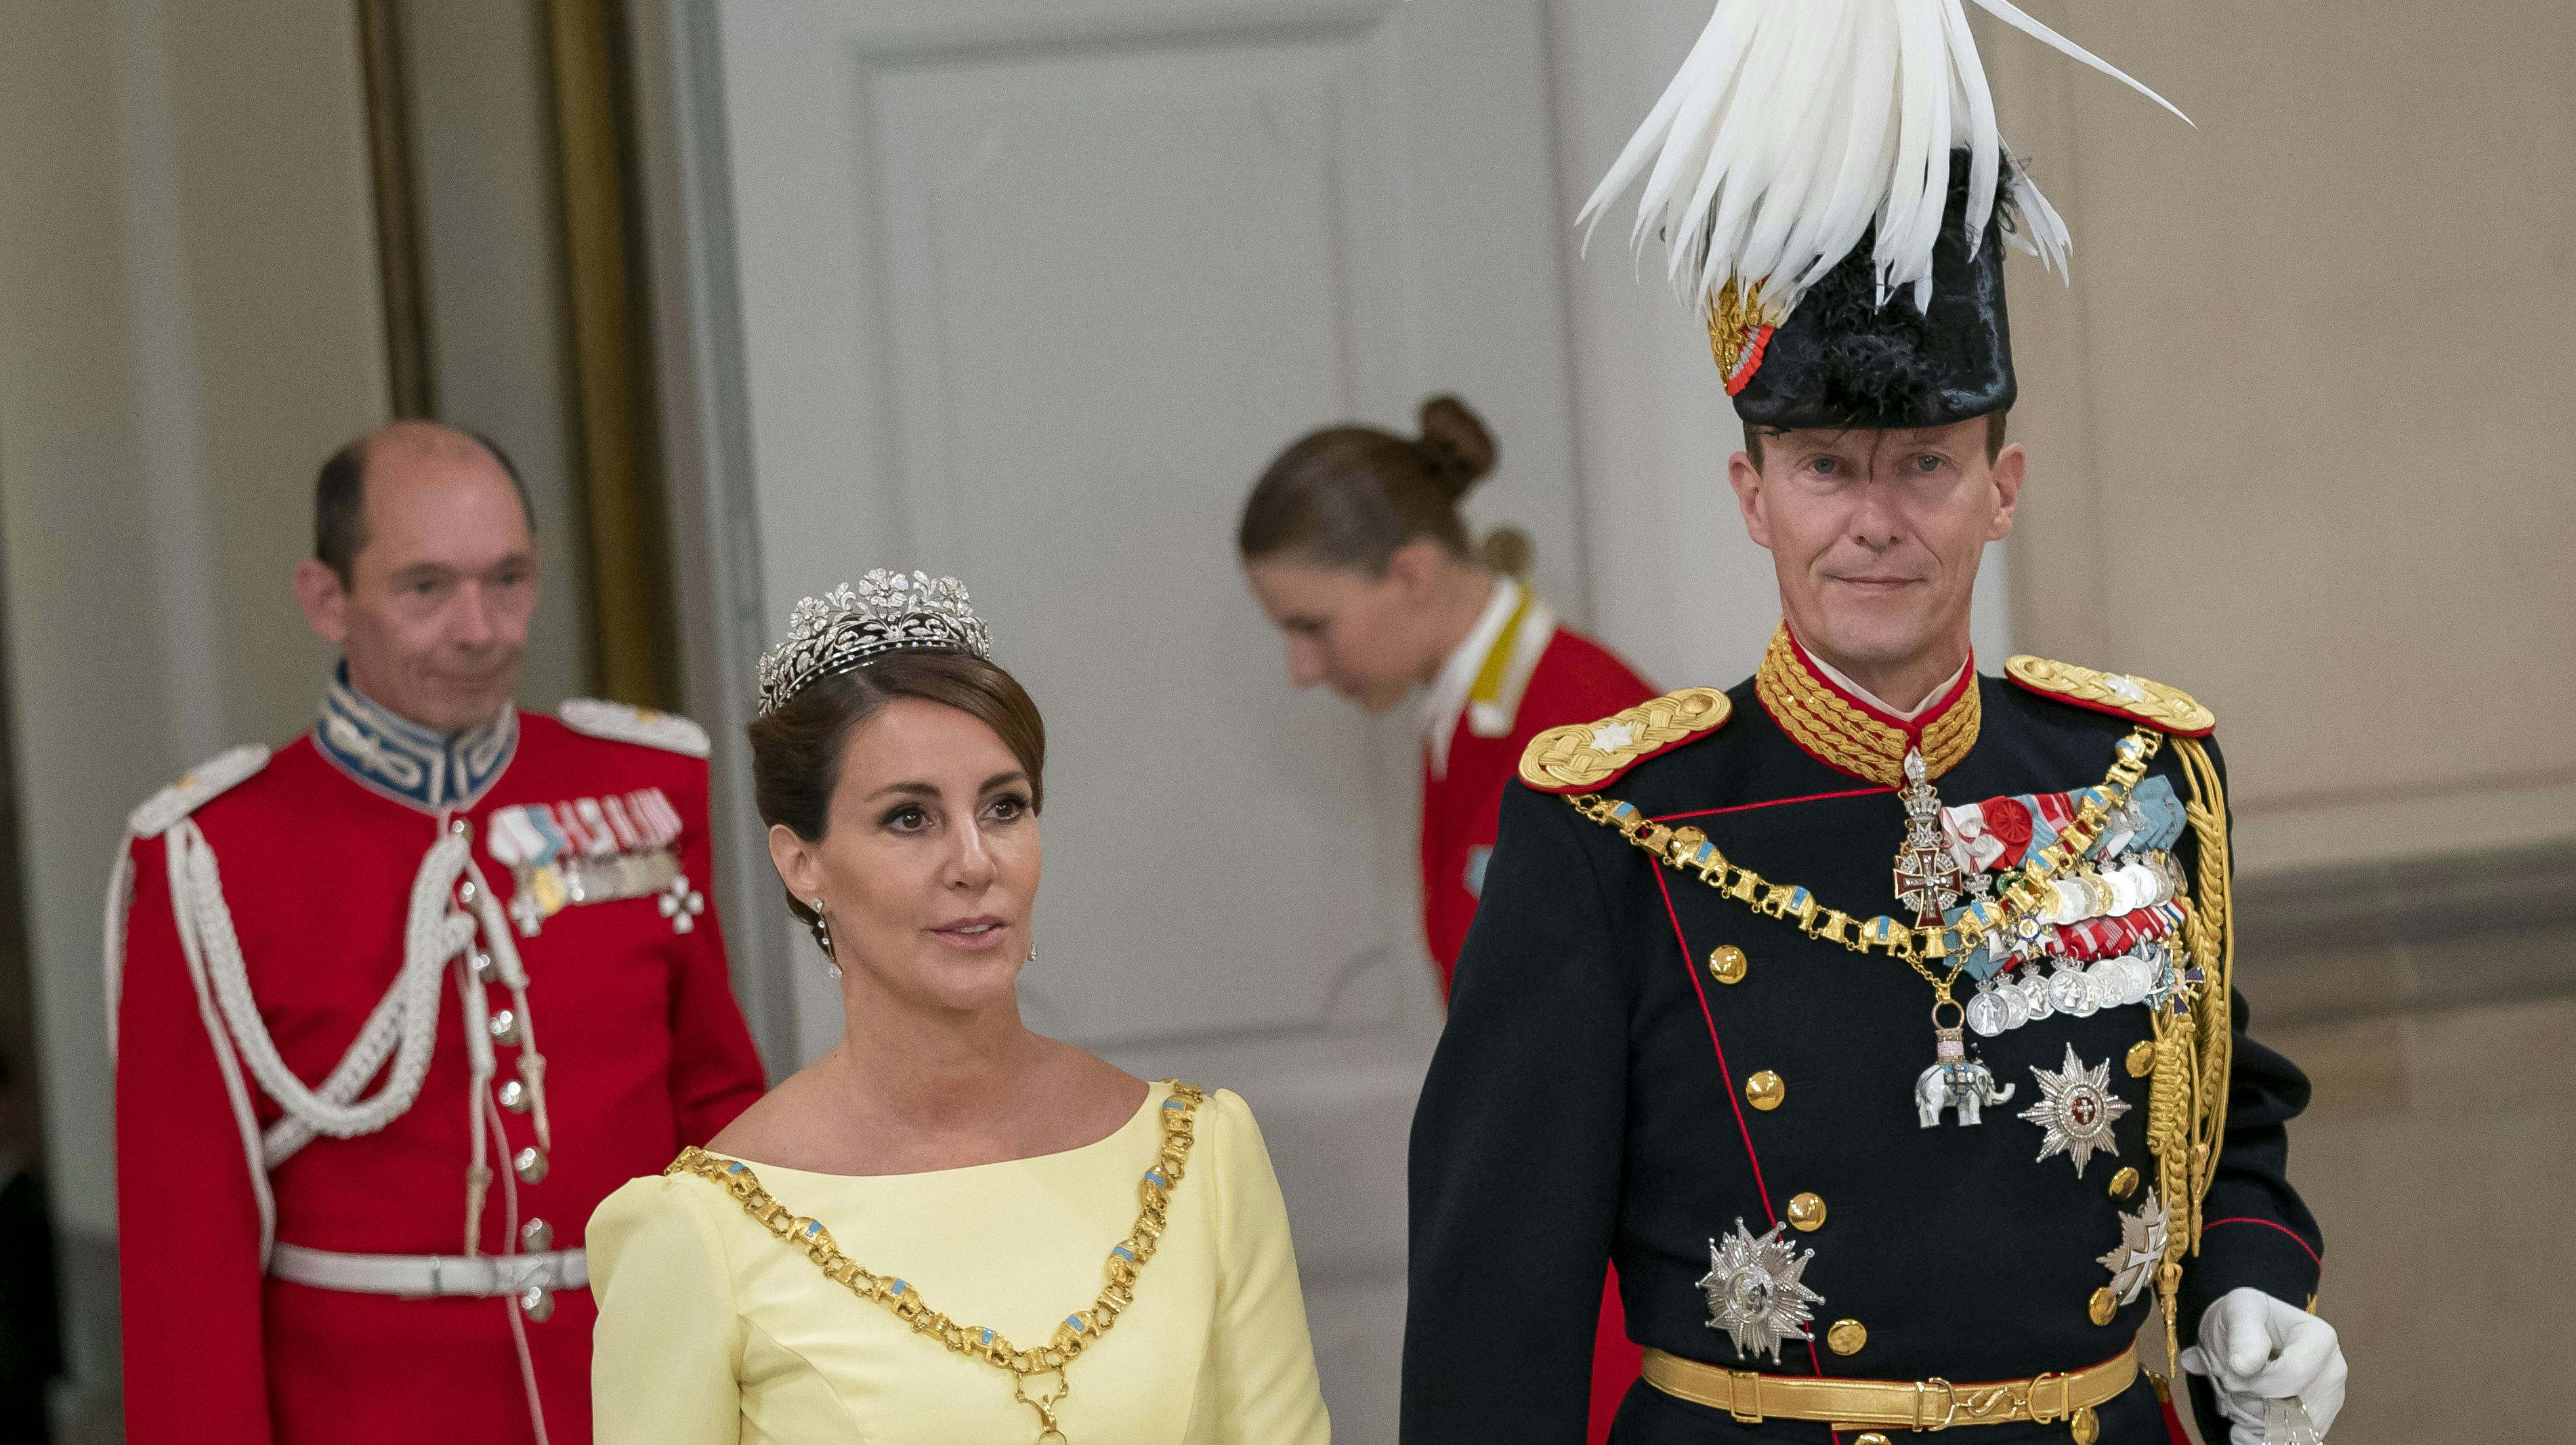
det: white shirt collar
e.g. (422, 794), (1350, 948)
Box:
(1420, 576), (1521, 779)
(1803, 648), (1972, 724)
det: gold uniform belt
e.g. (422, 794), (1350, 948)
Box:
(1641, 1344), (2136, 1438)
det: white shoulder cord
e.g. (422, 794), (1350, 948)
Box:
(175, 821), (471, 1168)
(156, 825), (282, 1266)
(104, 844), (135, 1056)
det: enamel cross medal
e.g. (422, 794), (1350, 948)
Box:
(1892, 748), (1964, 928)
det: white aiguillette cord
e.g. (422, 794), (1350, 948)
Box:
(166, 813), (559, 1445)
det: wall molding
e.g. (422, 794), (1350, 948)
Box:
(2235, 839), (2576, 1029)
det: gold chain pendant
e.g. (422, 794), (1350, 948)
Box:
(671, 1080), (1207, 1444)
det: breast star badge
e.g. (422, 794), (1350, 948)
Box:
(2020, 1043), (2130, 1178)
(2097, 1189), (2169, 1305)
(1699, 1219), (1823, 1364)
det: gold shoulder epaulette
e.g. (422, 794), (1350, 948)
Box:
(1519, 688), (1731, 793)
(2003, 656), (2214, 738)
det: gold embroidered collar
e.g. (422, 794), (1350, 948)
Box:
(1753, 625), (1980, 786)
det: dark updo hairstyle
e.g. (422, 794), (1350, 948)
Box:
(1237, 395), (1530, 577)
(746, 649), (1047, 929)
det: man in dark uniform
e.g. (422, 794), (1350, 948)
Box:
(1403, 5), (2347, 1444)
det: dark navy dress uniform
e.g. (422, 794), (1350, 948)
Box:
(1402, 630), (2323, 1445)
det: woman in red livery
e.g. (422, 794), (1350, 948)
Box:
(1238, 396), (1649, 1444)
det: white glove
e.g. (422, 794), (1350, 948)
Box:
(2176, 1286), (2347, 1444)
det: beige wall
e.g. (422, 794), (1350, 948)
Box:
(1987, 0), (2576, 874)
(0, 0), (385, 1226)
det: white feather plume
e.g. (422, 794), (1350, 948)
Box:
(1578, 0), (2186, 322)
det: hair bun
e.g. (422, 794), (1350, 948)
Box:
(1479, 526), (1534, 579)
(1414, 395), (1497, 499)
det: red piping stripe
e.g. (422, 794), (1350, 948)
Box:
(2202, 1217), (2323, 1270)
(1653, 786), (1890, 823)
(1651, 866), (1775, 1225)
(1649, 866), (1836, 1400)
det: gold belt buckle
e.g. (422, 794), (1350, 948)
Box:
(1728, 1369), (1764, 1425)
(1914, 1377), (1960, 1432)
(2027, 1370), (2067, 1425)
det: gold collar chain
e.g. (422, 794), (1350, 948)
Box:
(1567, 728), (2164, 975)
(670, 1080), (1207, 1444)
(1753, 626), (1982, 787)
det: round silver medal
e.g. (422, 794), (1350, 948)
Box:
(2111, 956), (2154, 1007)
(2054, 964), (2100, 1018)
(1966, 984), (2008, 1038)
(2019, 969), (2056, 1020)
(2092, 957), (2136, 1007)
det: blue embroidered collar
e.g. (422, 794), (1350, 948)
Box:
(314, 664), (520, 814)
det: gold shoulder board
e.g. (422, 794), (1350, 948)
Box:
(1519, 687), (1731, 793)
(2003, 656), (2214, 737)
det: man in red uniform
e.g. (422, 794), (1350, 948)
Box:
(108, 421), (766, 1444)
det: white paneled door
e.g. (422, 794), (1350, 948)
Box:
(694, 1), (1586, 1433)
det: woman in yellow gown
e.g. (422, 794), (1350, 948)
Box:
(587, 572), (1331, 1444)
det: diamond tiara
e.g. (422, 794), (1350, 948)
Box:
(755, 569), (993, 716)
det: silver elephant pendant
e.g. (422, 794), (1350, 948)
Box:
(1915, 1022), (2016, 1127)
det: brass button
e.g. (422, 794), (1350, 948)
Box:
(521, 1218), (553, 1252)
(1857, 1437), (1892, 1445)
(2071, 1404), (2100, 1444)
(2088, 1286), (2117, 1326)
(498, 1079), (532, 1114)
(1709, 945), (1749, 984)
(2107, 1167), (2139, 1199)
(1786, 1192), (1827, 1232)
(520, 1286), (555, 1322)
(2126, 1041), (2155, 1077)
(1826, 1318), (1867, 1356)
(1745, 1071), (1785, 1110)
(514, 1146), (549, 1185)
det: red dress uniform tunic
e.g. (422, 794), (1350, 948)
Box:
(1416, 582), (1653, 1445)
(110, 682), (765, 1445)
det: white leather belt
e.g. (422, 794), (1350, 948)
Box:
(270, 1242), (589, 1299)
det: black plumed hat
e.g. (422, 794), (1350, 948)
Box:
(1578, 0), (2188, 435)
(1731, 152), (2017, 432)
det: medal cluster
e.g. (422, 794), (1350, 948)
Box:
(1569, 728), (2241, 1366)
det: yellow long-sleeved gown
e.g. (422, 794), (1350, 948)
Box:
(587, 1083), (1330, 1444)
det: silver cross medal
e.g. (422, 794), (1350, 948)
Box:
(658, 873), (706, 934)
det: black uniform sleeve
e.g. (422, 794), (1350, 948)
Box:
(2178, 735), (2324, 1337)
(1403, 781), (1631, 1445)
